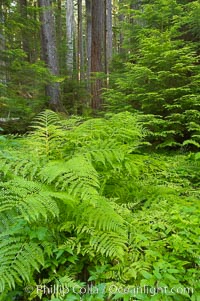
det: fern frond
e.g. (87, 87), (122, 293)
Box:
(76, 198), (125, 232)
(0, 178), (59, 221)
(27, 110), (66, 159)
(0, 110), (147, 295)
(0, 152), (42, 180)
(60, 227), (127, 260)
(68, 112), (144, 150)
(30, 109), (60, 128)
(76, 139), (124, 168)
(0, 237), (44, 291)
(89, 231), (127, 258)
(39, 156), (100, 198)
(59, 194), (128, 259)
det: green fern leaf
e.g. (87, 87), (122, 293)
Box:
(39, 156), (100, 197)
(0, 178), (59, 221)
(0, 237), (44, 291)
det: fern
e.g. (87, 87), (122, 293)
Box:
(59, 228), (127, 260)
(27, 110), (66, 159)
(70, 111), (144, 149)
(0, 178), (59, 222)
(72, 196), (126, 233)
(0, 177), (59, 291)
(89, 231), (127, 258)
(76, 139), (124, 168)
(0, 110), (145, 298)
(0, 235), (44, 292)
(1, 110), (199, 300)
(38, 156), (100, 198)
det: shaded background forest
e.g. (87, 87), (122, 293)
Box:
(1, 0), (200, 148)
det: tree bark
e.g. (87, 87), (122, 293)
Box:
(19, 0), (30, 61)
(66, 0), (74, 76)
(118, 0), (124, 53)
(106, 0), (112, 63)
(91, 0), (104, 110)
(77, 0), (84, 81)
(86, 0), (92, 85)
(38, 0), (63, 111)
(56, 0), (62, 68)
(0, 1), (6, 85)
(105, 0), (112, 85)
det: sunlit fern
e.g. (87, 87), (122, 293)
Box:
(0, 110), (144, 292)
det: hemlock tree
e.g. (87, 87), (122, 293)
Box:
(104, 0), (200, 148)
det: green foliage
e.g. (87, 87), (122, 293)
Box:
(0, 110), (142, 299)
(0, 0), (48, 127)
(2, 1), (200, 299)
(0, 110), (199, 301)
(0, 59), (55, 130)
(105, 0), (200, 149)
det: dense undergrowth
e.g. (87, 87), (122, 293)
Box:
(0, 110), (199, 301)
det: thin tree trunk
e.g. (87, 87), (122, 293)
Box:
(39, 0), (63, 111)
(66, 0), (74, 76)
(104, 0), (112, 87)
(78, 0), (84, 81)
(86, 0), (92, 84)
(0, 1), (6, 85)
(30, 0), (40, 62)
(19, 0), (30, 61)
(112, 0), (118, 53)
(118, 0), (124, 53)
(56, 0), (62, 69)
(104, 0), (107, 75)
(106, 0), (112, 65)
(91, 0), (104, 110)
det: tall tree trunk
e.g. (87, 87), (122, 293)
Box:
(77, 0), (84, 81)
(106, 0), (112, 64)
(112, 0), (118, 53)
(86, 0), (92, 84)
(66, 0), (74, 76)
(91, 0), (104, 110)
(0, 1), (6, 85)
(31, 0), (40, 62)
(19, 0), (30, 61)
(105, 0), (112, 85)
(118, 0), (124, 53)
(38, 0), (63, 111)
(56, 0), (62, 69)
